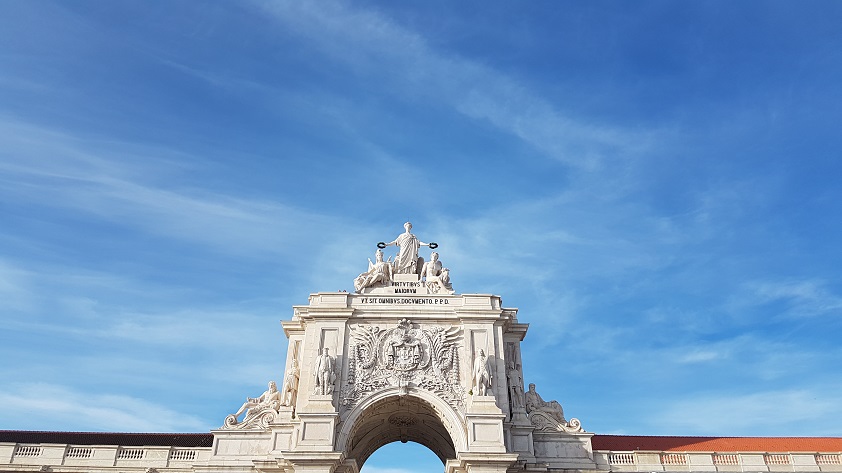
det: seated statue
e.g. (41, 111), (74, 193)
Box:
(419, 251), (452, 293)
(354, 249), (393, 292)
(232, 381), (281, 423)
(525, 383), (566, 423)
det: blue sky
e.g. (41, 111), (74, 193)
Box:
(2, 1), (842, 472)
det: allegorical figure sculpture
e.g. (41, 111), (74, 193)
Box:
(473, 349), (492, 396)
(354, 249), (393, 292)
(280, 358), (299, 407)
(232, 381), (281, 423)
(313, 348), (336, 395)
(419, 251), (452, 293)
(525, 383), (566, 423)
(382, 222), (431, 275)
(507, 361), (525, 408)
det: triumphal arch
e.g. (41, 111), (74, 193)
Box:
(4, 223), (842, 473)
(209, 223), (592, 473)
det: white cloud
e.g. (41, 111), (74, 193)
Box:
(0, 383), (213, 432)
(0, 117), (346, 259)
(723, 279), (842, 320)
(254, 0), (657, 169)
(0, 259), (34, 311)
(654, 387), (842, 436)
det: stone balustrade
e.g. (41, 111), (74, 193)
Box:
(0, 442), (211, 471)
(594, 451), (842, 472)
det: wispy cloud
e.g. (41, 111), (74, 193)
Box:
(0, 259), (35, 311)
(743, 279), (842, 318)
(0, 118), (341, 259)
(654, 387), (842, 436)
(0, 383), (213, 432)
(254, 0), (658, 169)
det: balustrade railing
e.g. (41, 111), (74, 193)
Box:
(817, 454), (842, 465)
(169, 449), (197, 461)
(116, 448), (145, 460)
(65, 447), (93, 459)
(13, 445), (42, 457)
(661, 453), (688, 465)
(712, 453), (740, 465)
(598, 451), (842, 471)
(764, 454), (791, 465)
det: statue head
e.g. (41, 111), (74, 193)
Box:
(404, 221), (412, 232)
(528, 383), (536, 392)
(269, 381), (277, 391)
(322, 348), (330, 355)
(430, 251), (439, 261)
(375, 249), (384, 261)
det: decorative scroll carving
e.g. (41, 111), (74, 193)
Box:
(525, 383), (584, 433)
(388, 414), (418, 427)
(342, 319), (464, 411)
(223, 381), (280, 430)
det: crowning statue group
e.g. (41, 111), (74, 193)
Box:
(354, 222), (452, 293)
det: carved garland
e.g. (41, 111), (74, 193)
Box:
(341, 319), (464, 412)
(223, 406), (278, 430)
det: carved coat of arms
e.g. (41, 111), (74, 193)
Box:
(342, 319), (464, 411)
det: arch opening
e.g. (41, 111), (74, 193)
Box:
(360, 440), (444, 473)
(343, 394), (457, 468)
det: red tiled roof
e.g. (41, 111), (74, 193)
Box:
(592, 435), (842, 452)
(3, 431), (842, 453)
(0, 431), (213, 447)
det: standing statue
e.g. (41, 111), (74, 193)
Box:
(472, 349), (492, 396)
(313, 348), (336, 395)
(419, 251), (452, 293)
(280, 358), (300, 407)
(507, 361), (525, 408)
(525, 383), (566, 423)
(381, 222), (432, 275)
(231, 381), (281, 423)
(354, 249), (393, 292)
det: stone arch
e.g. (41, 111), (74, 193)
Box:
(337, 387), (467, 467)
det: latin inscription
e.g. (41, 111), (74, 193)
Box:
(359, 297), (450, 305)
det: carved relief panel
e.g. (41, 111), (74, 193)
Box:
(341, 318), (466, 412)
